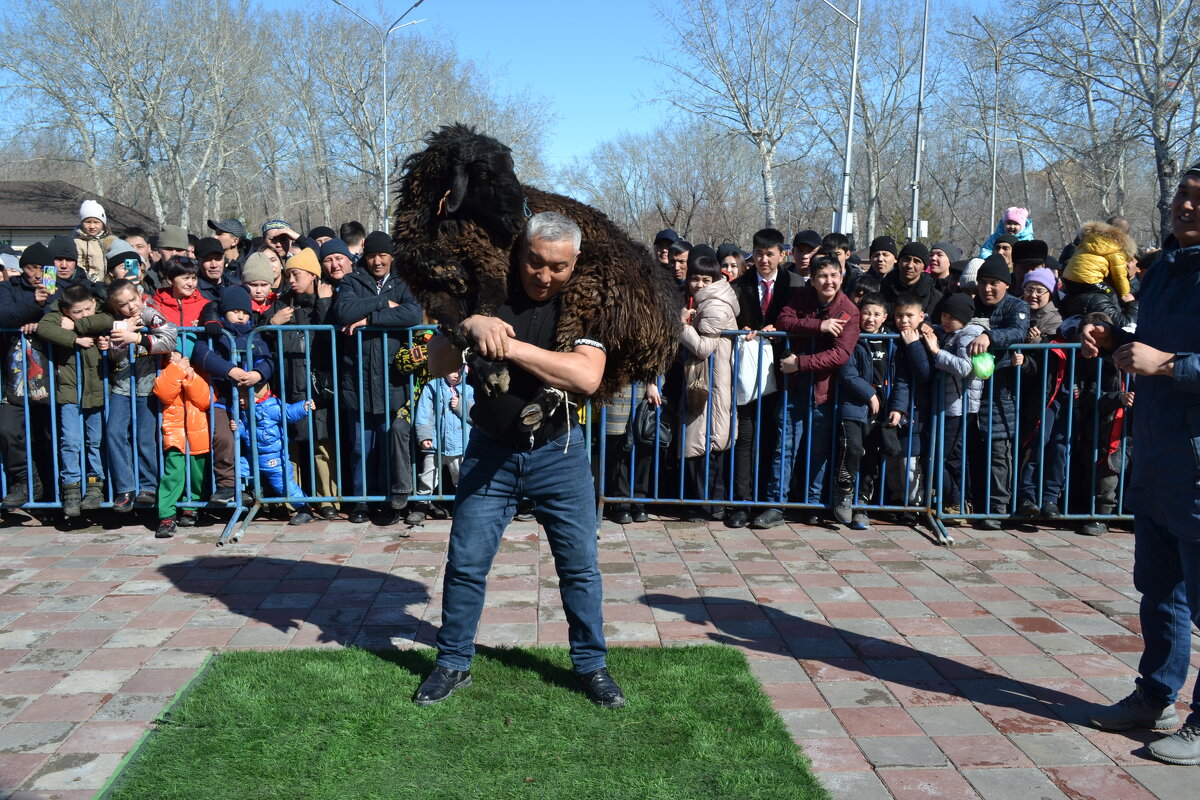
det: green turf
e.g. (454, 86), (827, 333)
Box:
(101, 644), (828, 800)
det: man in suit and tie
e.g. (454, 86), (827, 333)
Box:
(726, 228), (797, 528)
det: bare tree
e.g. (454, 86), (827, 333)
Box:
(649, 0), (834, 228)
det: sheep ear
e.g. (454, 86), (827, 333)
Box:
(445, 163), (469, 213)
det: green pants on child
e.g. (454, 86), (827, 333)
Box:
(158, 449), (210, 520)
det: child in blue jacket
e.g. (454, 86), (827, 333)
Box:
(192, 286), (274, 504)
(235, 382), (315, 525)
(409, 368), (474, 523)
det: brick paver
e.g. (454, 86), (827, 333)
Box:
(0, 511), (1197, 799)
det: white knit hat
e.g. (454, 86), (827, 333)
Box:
(79, 199), (106, 224)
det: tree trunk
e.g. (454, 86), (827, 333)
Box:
(758, 138), (777, 229)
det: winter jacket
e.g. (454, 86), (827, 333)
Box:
(83, 306), (177, 397)
(1028, 303), (1063, 339)
(238, 393), (310, 466)
(1114, 243), (1200, 538)
(837, 337), (879, 424)
(262, 290), (336, 440)
(888, 335), (933, 433)
(774, 287), (859, 407)
(153, 360), (211, 454)
(1063, 221), (1136, 299)
(191, 320), (274, 410)
(973, 292), (1031, 436)
(978, 218), (1034, 259)
(881, 271), (943, 317)
(679, 278), (740, 458)
(932, 322), (985, 417)
(149, 288), (210, 356)
(1057, 280), (1136, 331)
(0, 276), (46, 328)
(197, 269), (243, 304)
(331, 267), (422, 415)
(37, 310), (113, 408)
(415, 377), (475, 458)
(73, 228), (114, 283)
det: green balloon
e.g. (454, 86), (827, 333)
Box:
(972, 352), (995, 380)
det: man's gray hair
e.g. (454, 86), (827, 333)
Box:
(525, 211), (581, 250)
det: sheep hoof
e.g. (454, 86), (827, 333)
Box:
(468, 355), (510, 397)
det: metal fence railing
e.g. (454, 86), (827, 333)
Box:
(1, 325), (1132, 548)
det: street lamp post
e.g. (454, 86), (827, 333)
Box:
(820, 0), (862, 242)
(331, 0), (427, 230)
(908, 0), (930, 242)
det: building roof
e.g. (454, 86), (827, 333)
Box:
(0, 180), (157, 233)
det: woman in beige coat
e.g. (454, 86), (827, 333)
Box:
(679, 254), (740, 521)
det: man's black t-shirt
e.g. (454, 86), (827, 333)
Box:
(468, 291), (565, 448)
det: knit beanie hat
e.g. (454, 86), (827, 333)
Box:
(79, 199), (106, 224)
(308, 225), (336, 240)
(362, 231), (393, 257)
(930, 241), (961, 261)
(869, 236), (898, 256)
(898, 241), (930, 265)
(241, 252), (276, 284)
(105, 239), (139, 271)
(319, 238), (353, 263)
(716, 242), (741, 261)
(19, 242), (49, 268)
(940, 293), (975, 325)
(219, 285), (253, 316)
(994, 233), (1018, 247)
(1022, 267), (1056, 294)
(285, 248), (321, 278)
(47, 235), (77, 262)
(1003, 207), (1030, 227)
(976, 254), (1012, 286)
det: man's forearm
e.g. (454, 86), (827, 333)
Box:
(505, 340), (604, 395)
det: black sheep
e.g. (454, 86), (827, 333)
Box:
(391, 123), (680, 410)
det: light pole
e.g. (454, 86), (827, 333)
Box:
(331, 0), (427, 230)
(820, 0), (862, 242)
(907, 0), (930, 242)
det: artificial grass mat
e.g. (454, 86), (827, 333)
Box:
(102, 645), (828, 800)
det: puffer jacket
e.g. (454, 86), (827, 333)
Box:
(932, 322), (985, 417)
(679, 278), (740, 458)
(73, 228), (114, 283)
(262, 290), (335, 440)
(837, 337), (878, 424)
(978, 218), (1034, 259)
(1063, 221), (1136, 299)
(37, 310), (113, 408)
(415, 377), (475, 457)
(973, 292), (1031, 436)
(149, 288), (210, 356)
(153, 360), (211, 454)
(238, 393), (310, 466)
(191, 320), (274, 410)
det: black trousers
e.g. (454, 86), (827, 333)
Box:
(685, 452), (727, 515)
(834, 418), (865, 502)
(733, 393), (781, 503)
(967, 414), (1014, 515)
(942, 414), (967, 508)
(0, 402), (51, 495)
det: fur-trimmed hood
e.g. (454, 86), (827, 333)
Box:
(1077, 221), (1137, 260)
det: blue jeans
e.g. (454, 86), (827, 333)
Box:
(1018, 398), (1069, 506)
(59, 404), (103, 485)
(436, 425), (607, 674)
(1132, 513), (1200, 726)
(107, 393), (159, 494)
(766, 399), (833, 505)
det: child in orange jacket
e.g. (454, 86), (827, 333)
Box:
(153, 352), (211, 538)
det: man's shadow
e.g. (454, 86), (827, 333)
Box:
(639, 591), (1161, 753)
(156, 556), (580, 691)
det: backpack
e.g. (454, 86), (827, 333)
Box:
(5, 337), (50, 405)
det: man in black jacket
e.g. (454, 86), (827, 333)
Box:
(727, 228), (796, 528)
(881, 242), (943, 317)
(331, 231), (422, 524)
(0, 243), (54, 508)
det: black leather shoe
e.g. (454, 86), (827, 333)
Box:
(630, 509), (649, 523)
(610, 508), (633, 525)
(726, 509), (749, 528)
(749, 508), (785, 529)
(413, 667), (472, 706)
(578, 667), (626, 708)
(348, 504), (370, 524)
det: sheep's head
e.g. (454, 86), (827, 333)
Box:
(401, 123), (527, 242)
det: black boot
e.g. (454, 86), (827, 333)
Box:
(62, 483), (82, 518)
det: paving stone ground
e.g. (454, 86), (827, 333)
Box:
(0, 509), (1197, 799)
